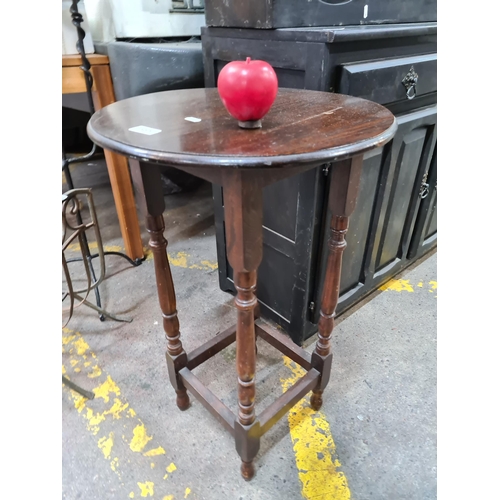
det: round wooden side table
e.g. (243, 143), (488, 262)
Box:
(88, 88), (397, 480)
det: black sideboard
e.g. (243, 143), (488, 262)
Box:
(201, 23), (437, 345)
(205, 0), (436, 29)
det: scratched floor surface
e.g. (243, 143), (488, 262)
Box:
(62, 160), (437, 500)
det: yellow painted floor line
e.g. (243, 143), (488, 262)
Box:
(379, 278), (438, 296)
(62, 327), (194, 499)
(64, 244), (218, 271)
(66, 241), (124, 254)
(281, 357), (351, 500)
(160, 250), (218, 271)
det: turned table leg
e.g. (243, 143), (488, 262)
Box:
(223, 171), (263, 480)
(147, 214), (190, 410)
(131, 161), (190, 410)
(311, 156), (363, 410)
(234, 270), (259, 479)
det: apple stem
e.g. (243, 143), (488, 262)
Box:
(246, 57), (251, 64)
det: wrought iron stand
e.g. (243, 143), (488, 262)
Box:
(62, 189), (133, 398)
(62, 1), (143, 399)
(63, 0), (143, 323)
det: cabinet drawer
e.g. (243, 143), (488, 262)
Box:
(339, 53), (436, 105)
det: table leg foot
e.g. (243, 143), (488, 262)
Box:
(176, 389), (190, 411)
(241, 460), (255, 481)
(310, 391), (323, 411)
(235, 419), (260, 481)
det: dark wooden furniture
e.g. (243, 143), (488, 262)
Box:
(63, 54), (144, 261)
(205, 0), (436, 29)
(87, 88), (397, 480)
(202, 24), (437, 344)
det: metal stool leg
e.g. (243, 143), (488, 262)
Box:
(62, 375), (94, 400)
(62, 188), (134, 326)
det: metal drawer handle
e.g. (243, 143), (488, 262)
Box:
(402, 66), (419, 100)
(318, 0), (353, 5)
(419, 172), (430, 199)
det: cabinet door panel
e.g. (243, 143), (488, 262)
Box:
(408, 145), (437, 259)
(340, 147), (385, 294)
(371, 106), (436, 284)
(263, 176), (299, 242)
(311, 145), (389, 323)
(376, 127), (427, 271)
(424, 199), (437, 242)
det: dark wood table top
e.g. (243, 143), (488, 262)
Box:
(87, 88), (396, 169)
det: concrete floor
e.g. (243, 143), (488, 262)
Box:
(62, 159), (437, 500)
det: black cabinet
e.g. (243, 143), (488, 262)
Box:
(205, 0), (436, 29)
(315, 105), (437, 327)
(202, 23), (437, 344)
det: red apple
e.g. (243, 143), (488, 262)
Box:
(217, 57), (278, 128)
